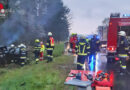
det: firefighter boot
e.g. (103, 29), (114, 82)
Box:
(21, 62), (25, 67)
(35, 58), (39, 64)
(120, 67), (126, 75)
(47, 57), (51, 63)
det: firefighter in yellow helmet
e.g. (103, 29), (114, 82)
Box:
(75, 36), (90, 70)
(46, 32), (55, 63)
(34, 39), (41, 64)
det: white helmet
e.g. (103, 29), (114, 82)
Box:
(48, 32), (52, 36)
(1, 9), (5, 14)
(20, 44), (26, 48)
(10, 44), (15, 48)
(18, 45), (21, 48)
(118, 31), (126, 36)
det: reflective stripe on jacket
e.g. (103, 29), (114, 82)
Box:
(46, 37), (55, 50)
(75, 40), (90, 56)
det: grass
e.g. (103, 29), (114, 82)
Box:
(39, 42), (64, 58)
(0, 43), (76, 90)
(0, 56), (75, 90)
(53, 42), (64, 57)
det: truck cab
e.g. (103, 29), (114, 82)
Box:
(107, 13), (130, 62)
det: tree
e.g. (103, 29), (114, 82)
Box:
(0, 0), (70, 45)
(45, 0), (70, 41)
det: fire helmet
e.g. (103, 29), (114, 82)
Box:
(80, 35), (85, 40)
(1, 9), (5, 14)
(20, 44), (26, 48)
(93, 34), (97, 38)
(48, 32), (52, 36)
(35, 39), (40, 43)
(118, 31), (126, 36)
(10, 44), (15, 48)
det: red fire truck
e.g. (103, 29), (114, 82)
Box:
(107, 13), (130, 61)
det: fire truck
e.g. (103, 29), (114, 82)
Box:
(107, 13), (130, 62)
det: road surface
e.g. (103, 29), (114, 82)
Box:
(96, 52), (130, 90)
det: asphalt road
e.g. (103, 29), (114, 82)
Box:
(96, 52), (130, 90)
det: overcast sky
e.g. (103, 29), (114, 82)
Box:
(63, 0), (130, 34)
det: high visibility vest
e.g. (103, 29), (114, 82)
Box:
(50, 37), (54, 46)
(40, 45), (45, 52)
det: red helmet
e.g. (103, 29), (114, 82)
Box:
(104, 73), (109, 78)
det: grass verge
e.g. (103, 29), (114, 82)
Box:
(0, 55), (76, 90)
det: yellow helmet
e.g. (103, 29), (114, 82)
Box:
(35, 39), (40, 43)
(71, 33), (74, 36)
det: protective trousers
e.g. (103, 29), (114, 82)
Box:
(40, 52), (44, 61)
(119, 57), (126, 73)
(35, 51), (40, 64)
(70, 43), (73, 49)
(77, 55), (87, 70)
(47, 50), (53, 62)
(20, 57), (26, 66)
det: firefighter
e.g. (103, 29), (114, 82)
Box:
(75, 36), (90, 70)
(46, 32), (55, 63)
(14, 45), (21, 64)
(89, 34), (100, 62)
(69, 33), (74, 52)
(72, 33), (78, 53)
(0, 46), (7, 66)
(117, 31), (129, 75)
(34, 39), (41, 64)
(40, 41), (45, 61)
(8, 44), (16, 63)
(19, 44), (27, 66)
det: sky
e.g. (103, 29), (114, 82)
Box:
(63, 0), (130, 34)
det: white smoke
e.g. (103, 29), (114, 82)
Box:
(0, 0), (62, 45)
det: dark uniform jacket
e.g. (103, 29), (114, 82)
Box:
(20, 47), (27, 59)
(34, 42), (41, 52)
(46, 37), (55, 50)
(90, 38), (100, 54)
(117, 36), (129, 55)
(75, 39), (90, 56)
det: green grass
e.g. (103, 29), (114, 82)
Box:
(53, 43), (64, 57)
(40, 42), (64, 58)
(0, 55), (76, 90)
(0, 42), (76, 90)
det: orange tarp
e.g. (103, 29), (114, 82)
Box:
(96, 86), (111, 90)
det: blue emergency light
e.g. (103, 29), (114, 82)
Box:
(89, 55), (95, 71)
(123, 14), (130, 17)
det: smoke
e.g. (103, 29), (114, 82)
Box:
(0, 0), (63, 45)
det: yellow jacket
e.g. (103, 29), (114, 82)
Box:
(40, 44), (45, 52)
